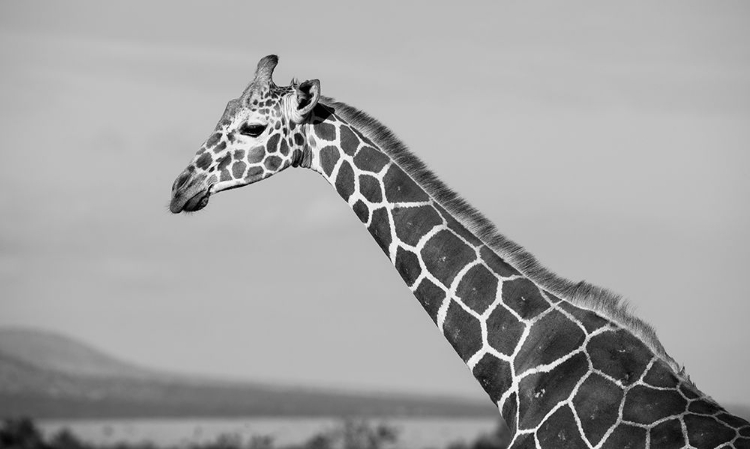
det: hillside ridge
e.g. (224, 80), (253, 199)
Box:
(0, 327), (496, 419)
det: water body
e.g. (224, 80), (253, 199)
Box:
(40, 417), (499, 448)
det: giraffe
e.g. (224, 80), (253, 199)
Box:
(170, 55), (750, 448)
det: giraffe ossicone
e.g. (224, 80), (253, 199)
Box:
(171, 55), (750, 448)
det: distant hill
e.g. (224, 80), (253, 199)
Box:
(0, 328), (156, 379)
(0, 327), (496, 420)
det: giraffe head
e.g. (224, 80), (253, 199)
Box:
(169, 55), (320, 213)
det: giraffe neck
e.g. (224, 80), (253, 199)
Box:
(300, 100), (748, 446)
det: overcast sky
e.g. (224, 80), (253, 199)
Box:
(1, 1), (749, 405)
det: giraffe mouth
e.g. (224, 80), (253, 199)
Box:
(182, 189), (211, 212)
(170, 185), (211, 214)
(170, 169), (212, 213)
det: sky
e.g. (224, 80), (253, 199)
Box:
(0, 1), (749, 405)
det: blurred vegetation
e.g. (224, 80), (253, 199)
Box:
(0, 417), (507, 449)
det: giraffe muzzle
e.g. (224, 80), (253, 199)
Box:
(170, 189), (210, 213)
(170, 171), (210, 213)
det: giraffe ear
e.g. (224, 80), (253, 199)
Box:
(290, 79), (320, 124)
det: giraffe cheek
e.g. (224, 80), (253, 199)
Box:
(248, 147), (265, 163)
(264, 156), (282, 171)
(232, 161), (247, 179)
(266, 134), (280, 154)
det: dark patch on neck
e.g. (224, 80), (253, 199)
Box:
(358, 174), (383, 203)
(501, 278), (550, 320)
(383, 164), (429, 203)
(394, 247), (421, 287)
(501, 392), (518, 438)
(319, 146), (340, 177)
(391, 205), (443, 247)
(353, 200), (369, 223)
(339, 125), (360, 156)
(572, 373), (623, 445)
(367, 207), (392, 256)
(413, 278), (445, 323)
(486, 304), (525, 356)
(623, 386), (687, 424)
(536, 405), (588, 449)
(354, 146), (390, 173)
(472, 353), (512, 403)
(517, 352), (588, 429)
(648, 419), (684, 448)
(442, 300), (483, 362)
(455, 264), (498, 314)
(588, 329), (651, 386)
(421, 230), (476, 288)
(335, 160), (355, 201)
(313, 122), (337, 142)
(514, 309), (586, 373)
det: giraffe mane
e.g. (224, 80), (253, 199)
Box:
(320, 96), (693, 386)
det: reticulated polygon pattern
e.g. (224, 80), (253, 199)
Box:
(302, 107), (750, 449)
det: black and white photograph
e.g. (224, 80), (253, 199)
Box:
(1, 2), (749, 448)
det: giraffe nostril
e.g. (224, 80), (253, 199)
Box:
(173, 172), (191, 192)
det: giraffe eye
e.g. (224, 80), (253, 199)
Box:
(239, 123), (267, 138)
